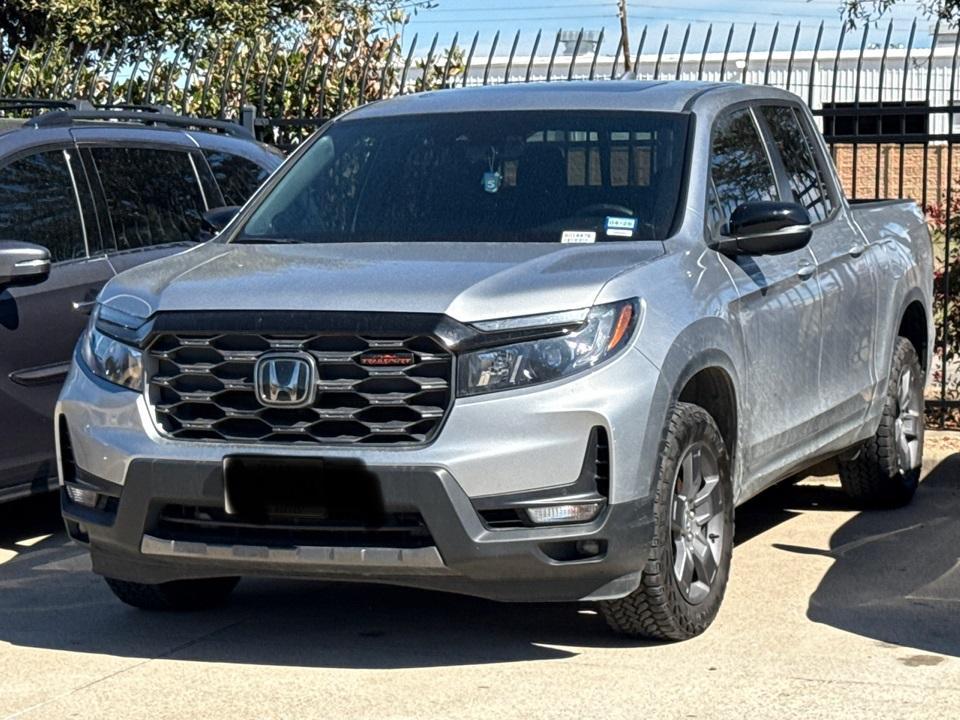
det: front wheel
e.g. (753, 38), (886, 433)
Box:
(599, 402), (734, 640)
(838, 337), (924, 507)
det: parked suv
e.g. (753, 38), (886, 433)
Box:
(0, 100), (282, 502)
(57, 82), (932, 640)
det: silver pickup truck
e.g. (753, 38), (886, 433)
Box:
(56, 81), (932, 641)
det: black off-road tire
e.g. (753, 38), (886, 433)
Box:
(599, 402), (734, 641)
(838, 338), (924, 508)
(105, 576), (240, 611)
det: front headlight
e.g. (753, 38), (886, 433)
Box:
(459, 300), (638, 397)
(81, 324), (144, 391)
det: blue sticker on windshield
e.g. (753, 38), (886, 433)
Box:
(605, 216), (637, 237)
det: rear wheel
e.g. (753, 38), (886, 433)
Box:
(599, 402), (733, 640)
(838, 337), (924, 508)
(105, 576), (240, 611)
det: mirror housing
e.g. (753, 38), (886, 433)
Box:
(711, 201), (812, 256)
(0, 241), (51, 289)
(201, 206), (241, 235)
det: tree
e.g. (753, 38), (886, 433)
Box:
(0, 1), (410, 53)
(843, 1), (960, 26)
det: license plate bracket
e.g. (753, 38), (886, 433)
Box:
(223, 456), (384, 524)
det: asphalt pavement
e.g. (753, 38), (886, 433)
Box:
(1, 435), (958, 720)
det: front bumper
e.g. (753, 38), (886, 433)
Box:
(62, 458), (653, 602)
(57, 342), (666, 602)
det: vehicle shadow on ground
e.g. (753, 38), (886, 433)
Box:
(0, 495), (650, 669)
(771, 455), (960, 657)
(1, 460), (956, 667)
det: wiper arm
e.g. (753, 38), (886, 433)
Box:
(232, 236), (304, 245)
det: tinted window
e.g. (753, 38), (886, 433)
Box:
(91, 147), (206, 249)
(240, 111), (690, 243)
(0, 150), (86, 262)
(709, 109), (779, 229)
(203, 150), (271, 206)
(760, 105), (833, 222)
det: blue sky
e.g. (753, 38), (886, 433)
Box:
(401, 0), (935, 54)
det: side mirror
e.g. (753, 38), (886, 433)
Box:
(201, 206), (241, 235)
(711, 201), (812, 256)
(0, 241), (51, 289)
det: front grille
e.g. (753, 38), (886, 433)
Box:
(157, 505), (435, 549)
(147, 332), (453, 444)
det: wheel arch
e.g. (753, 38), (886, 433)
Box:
(897, 294), (931, 372)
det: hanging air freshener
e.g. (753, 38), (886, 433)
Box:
(482, 147), (502, 194)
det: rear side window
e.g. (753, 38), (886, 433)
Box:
(0, 150), (86, 262)
(760, 105), (834, 222)
(709, 108), (779, 230)
(203, 150), (271, 206)
(90, 147), (206, 249)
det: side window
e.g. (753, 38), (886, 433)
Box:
(0, 150), (86, 262)
(709, 108), (779, 230)
(203, 150), (271, 206)
(760, 105), (833, 222)
(90, 147), (206, 249)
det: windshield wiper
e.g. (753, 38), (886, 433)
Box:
(232, 236), (305, 244)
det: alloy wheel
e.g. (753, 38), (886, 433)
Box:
(894, 364), (924, 473)
(670, 442), (726, 605)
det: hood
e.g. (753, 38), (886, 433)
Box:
(99, 241), (665, 324)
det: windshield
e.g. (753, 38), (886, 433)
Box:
(239, 110), (690, 244)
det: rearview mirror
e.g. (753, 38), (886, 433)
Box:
(0, 241), (51, 288)
(711, 201), (812, 256)
(202, 206), (241, 235)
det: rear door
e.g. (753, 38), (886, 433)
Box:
(757, 104), (880, 434)
(0, 144), (112, 495)
(708, 106), (823, 494)
(71, 128), (211, 274)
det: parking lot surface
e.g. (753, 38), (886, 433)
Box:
(1, 436), (959, 720)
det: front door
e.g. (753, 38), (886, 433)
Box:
(708, 107), (823, 496)
(0, 147), (113, 495)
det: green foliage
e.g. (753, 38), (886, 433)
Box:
(842, 1), (960, 27)
(0, 5), (463, 147)
(0, 1), (409, 52)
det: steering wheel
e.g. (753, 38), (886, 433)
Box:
(574, 203), (635, 218)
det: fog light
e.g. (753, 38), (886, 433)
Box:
(526, 502), (603, 525)
(65, 485), (98, 508)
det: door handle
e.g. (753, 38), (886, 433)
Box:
(848, 243), (868, 258)
(797, 261), (815, 280)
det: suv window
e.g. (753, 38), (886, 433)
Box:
(760, 105), (833, 222)
(0, 150), (86, 262)
(90, 147), (206, 249)
(203, 150), (271, 206)
(709, 108), (779, 231)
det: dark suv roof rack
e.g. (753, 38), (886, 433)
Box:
(30, 109), (252, 139)
(0, 97), (89, 112)
(0, 98), (252, 139)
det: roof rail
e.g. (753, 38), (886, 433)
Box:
(0, 97), (91, 113)
(27, 108), (254, 139)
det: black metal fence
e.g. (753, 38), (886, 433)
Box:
(4, 19), (960, 423)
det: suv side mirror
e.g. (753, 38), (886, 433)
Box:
(202, 206), (241, 235)
(0, 241), (51, 289)
(712, 201), (812, 256)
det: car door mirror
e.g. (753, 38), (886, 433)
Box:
(202, 206), (241, 235)
(712, 201), (812, 256)
(0, 241), (51, 288)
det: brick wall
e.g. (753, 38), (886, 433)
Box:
(831, 144), (959, 209)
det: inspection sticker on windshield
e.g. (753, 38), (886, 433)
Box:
(605, 217), (637, 238)
(561, 230), (596, 244)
